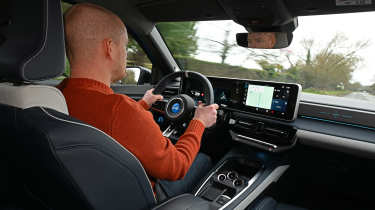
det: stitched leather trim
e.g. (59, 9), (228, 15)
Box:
(40, 107), (157, 203)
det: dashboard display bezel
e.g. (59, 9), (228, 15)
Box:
(209, 76), (302, 121)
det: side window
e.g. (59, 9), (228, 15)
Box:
(59, 2), (152, 86)
(127, 34), (152, 69)
(120, 34), (152, 85)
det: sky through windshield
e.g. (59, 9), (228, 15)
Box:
(195, 12), (375, 85)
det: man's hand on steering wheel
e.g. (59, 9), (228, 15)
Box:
(151, 71), (218, 134)
(194, 103), (219, 128)
(142, 88), (164, 107)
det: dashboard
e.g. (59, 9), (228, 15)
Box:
(153, 76), (302, 152)
(208, 77), (301, 121)
(150, 75), (375, 155)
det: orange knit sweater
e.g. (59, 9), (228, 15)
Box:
(58, 78), (205, 187)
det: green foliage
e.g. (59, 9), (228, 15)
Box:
(176, 56), (356, 97)
(53, 57), (70, 80)
(174, 32), (368, 97)
(298, 51), (357, 90)
(122, 70), (137, 84)
(367, 84), (375, 95)
(347, 82), (363, 91)
(157, 22), (198, 57)
(64, 57), (70, 76)
(293, 34), (368, 91)
(244, 33), (368, 93)
(127, 36), (152, 68)
(257, 60), (283, 72)
(61, 2), (71, 13)
(127, 22), (198, 68)
(59, 7), (369, 96)
(174, 29), (367, 95)
(175, 56), (265, 80)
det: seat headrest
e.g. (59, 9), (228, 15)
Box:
(0, 0), (65, 82)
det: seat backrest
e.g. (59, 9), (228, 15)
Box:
(0, 105), (156, 210)
(0, 0), (156, 209)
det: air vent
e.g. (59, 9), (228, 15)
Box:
(228, 112), (298, 152)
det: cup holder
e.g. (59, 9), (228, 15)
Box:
(196, 158), (263, 204)
(227, 171), (238, 180)
(217, 174), (226, 181)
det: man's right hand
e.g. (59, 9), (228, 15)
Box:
(193, 103), (219, 128)
(142, 88), (163, 107)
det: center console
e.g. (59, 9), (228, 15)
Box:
(195, 158), (289, 209)
(154, 148), (289, 210)
(192, 147), (289, 210)
(195, 158), (263, 208)
(153, 77), (298, 209)
(209, 77), (300, 152)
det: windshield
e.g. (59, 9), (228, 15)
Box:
(157, 12), (375, 109)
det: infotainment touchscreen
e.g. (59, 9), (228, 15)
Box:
(244, 84), (275, 110)
(209, 77), (302, 121)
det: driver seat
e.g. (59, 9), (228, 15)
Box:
(0, 0), (156, 209)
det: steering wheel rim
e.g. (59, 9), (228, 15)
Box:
(153, 71), (214, 105)
(153, 71), (215, 137)
(153, 71), (214, 125)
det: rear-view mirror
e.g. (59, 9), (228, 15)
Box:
(236, 32), (293, 49)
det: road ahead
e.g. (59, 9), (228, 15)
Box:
(344, 92), (375, 102)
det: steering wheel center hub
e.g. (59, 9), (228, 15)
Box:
(171, 102), (181, 114)
(153, 71), (214, 124)
(165, 94), (195, 121)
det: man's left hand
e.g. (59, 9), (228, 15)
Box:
(142, 88), (163, 107)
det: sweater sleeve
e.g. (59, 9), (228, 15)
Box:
(111, 96), (205, 181)
(137, 99), (150, 110)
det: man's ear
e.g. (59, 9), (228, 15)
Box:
(103, 38), (114, 60)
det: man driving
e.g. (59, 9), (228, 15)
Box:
(58, 3), (218, 199)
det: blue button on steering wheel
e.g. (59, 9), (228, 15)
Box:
(171, 103), (181, 113)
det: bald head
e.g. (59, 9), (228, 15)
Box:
(64, 3), (127, 62)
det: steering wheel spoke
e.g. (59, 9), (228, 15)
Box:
(162, 125), (175, 138)
(162, 120), (190, 138)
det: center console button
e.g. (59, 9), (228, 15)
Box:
(233, 179), (243, 187)
(216, 195), (231, 205)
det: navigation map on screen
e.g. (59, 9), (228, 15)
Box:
(245, 85), (274, 109)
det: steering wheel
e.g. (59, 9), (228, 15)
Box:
(153, 71), (214, 137)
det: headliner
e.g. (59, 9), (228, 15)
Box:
(66, 0), (375, 32)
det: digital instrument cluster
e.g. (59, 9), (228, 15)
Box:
(209, 77), (301, 121)
(189, 90), (206, 105)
